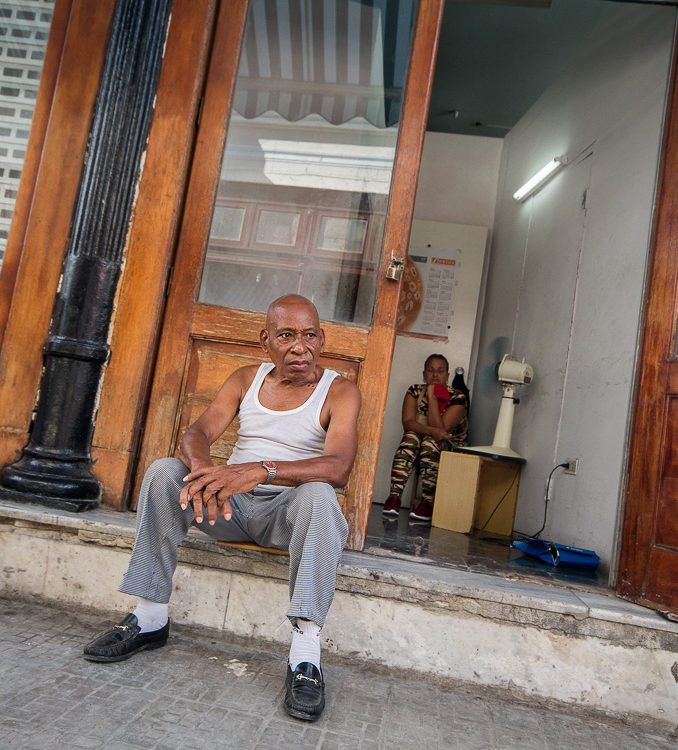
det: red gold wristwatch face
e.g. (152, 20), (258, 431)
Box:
(262, 461), (277, 470)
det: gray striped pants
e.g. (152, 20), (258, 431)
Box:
(118, 458), (348, 627)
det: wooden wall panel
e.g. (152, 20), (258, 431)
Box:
(91, 0), (218, 507)
(646, 547), (678, 606)
(168, 340), (267, 467)
(175, 339), (360, 453)
(193, 305), (369, 361)
(655, 397), (678, 546)
(189, 341), (266, 402)
(618, 45), (678, 610)
(0, 0), (116, 466)
(0, 0), (73, 351)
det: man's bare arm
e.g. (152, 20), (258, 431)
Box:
(178, 365), (256, 469)
(178, 366), (258, 523)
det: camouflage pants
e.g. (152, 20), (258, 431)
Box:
(389, 431), (442, 503)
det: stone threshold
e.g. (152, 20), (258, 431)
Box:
(1, 498), (675, 647)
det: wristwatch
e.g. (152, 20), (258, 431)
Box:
(261, 460), (277, 484)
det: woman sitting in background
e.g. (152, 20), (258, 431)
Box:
(382, 354), (468, 522)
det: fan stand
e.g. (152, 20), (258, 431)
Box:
(456, 382), (526, 464)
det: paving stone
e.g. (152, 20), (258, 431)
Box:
(0, 597), (675, 750)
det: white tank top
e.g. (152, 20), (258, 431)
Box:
(227, 363), (339, 488)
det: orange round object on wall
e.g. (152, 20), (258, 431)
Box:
(396, 257), (423, 330)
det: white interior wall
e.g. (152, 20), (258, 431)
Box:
(471, 5), (676, 569)
(372, 133), (503, 505)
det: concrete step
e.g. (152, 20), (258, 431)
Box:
(1, 499), (677, 729)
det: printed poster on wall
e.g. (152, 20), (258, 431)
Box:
(396, 246), (460, 339)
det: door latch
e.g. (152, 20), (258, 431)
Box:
(386, 256), (405, 281)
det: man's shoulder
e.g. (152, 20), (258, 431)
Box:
(225, 363), (262, 394)
(326, 372), (361, 403)
(238, 363), (263, 376)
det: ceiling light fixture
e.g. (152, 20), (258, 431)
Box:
(513, 155), (568, 202)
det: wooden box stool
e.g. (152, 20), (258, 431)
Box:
(432, 451), (522, 536)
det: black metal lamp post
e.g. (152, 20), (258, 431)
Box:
(0, 0), (173, 511)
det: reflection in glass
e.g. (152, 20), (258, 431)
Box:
(0, 1), (54, 267)
(317, 216), (367, 254)
(199, 0), (418, 325)
(255, 210), (300, 247)
(210, 206), (245, 242)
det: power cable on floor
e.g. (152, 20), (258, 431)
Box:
(515, 461), (568, 539)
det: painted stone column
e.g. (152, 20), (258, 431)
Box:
(0, 0), (173, 511)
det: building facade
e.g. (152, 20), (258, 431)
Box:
(0, 0), (676, 614)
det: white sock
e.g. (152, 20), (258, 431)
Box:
(132, 599), (168, 633)
(288, 619), (321, 671)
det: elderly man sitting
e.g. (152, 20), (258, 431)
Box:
(83, 294), (361, 722)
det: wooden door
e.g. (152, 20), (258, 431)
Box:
(136, 0), (444, 550)
(618, 59), (678, 613)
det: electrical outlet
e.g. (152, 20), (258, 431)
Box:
(564, 458), (579, 475)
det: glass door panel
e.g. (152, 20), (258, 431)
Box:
(198, 0), (418, 325)
(0, 0), (54, 267)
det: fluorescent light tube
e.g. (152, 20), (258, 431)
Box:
(513, 156), (568, 202)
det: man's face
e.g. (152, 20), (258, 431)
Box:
(423, 358), (449, 386)
(261, 301), (325, 382)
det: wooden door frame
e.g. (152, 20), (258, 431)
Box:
(618, 38), (678, 608)
(0, 0), (74, 351)
(346, 0), (444, 547)
(89, 0), (217, 507)
(136, 0), (445, 550)
(0, 0), (117, 469)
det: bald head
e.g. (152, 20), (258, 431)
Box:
(261, 295), (325, 382)
(266, 294), (320, 329)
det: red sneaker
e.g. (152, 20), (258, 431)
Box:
(382, 494), (401, 516)
(409, 499), (433, 522)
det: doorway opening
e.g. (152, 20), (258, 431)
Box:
(369, 0), (676, 591)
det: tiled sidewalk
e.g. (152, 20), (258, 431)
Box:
(0, 598), (675, 750)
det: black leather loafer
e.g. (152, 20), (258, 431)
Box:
(284, 662), (325, 721)
(83, 613), (169, 663)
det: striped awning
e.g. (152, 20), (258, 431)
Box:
(233, 0), (417, 128)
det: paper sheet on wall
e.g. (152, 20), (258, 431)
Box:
(397, 246), (460, 338)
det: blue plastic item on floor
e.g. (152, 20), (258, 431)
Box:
(512, 536), (600, 569)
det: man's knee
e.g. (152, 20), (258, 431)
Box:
(140, 457), (187, 507)
(146, 457), (186, 481)
(294, 481), (336, 508)
(292, 482), (346, 529)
